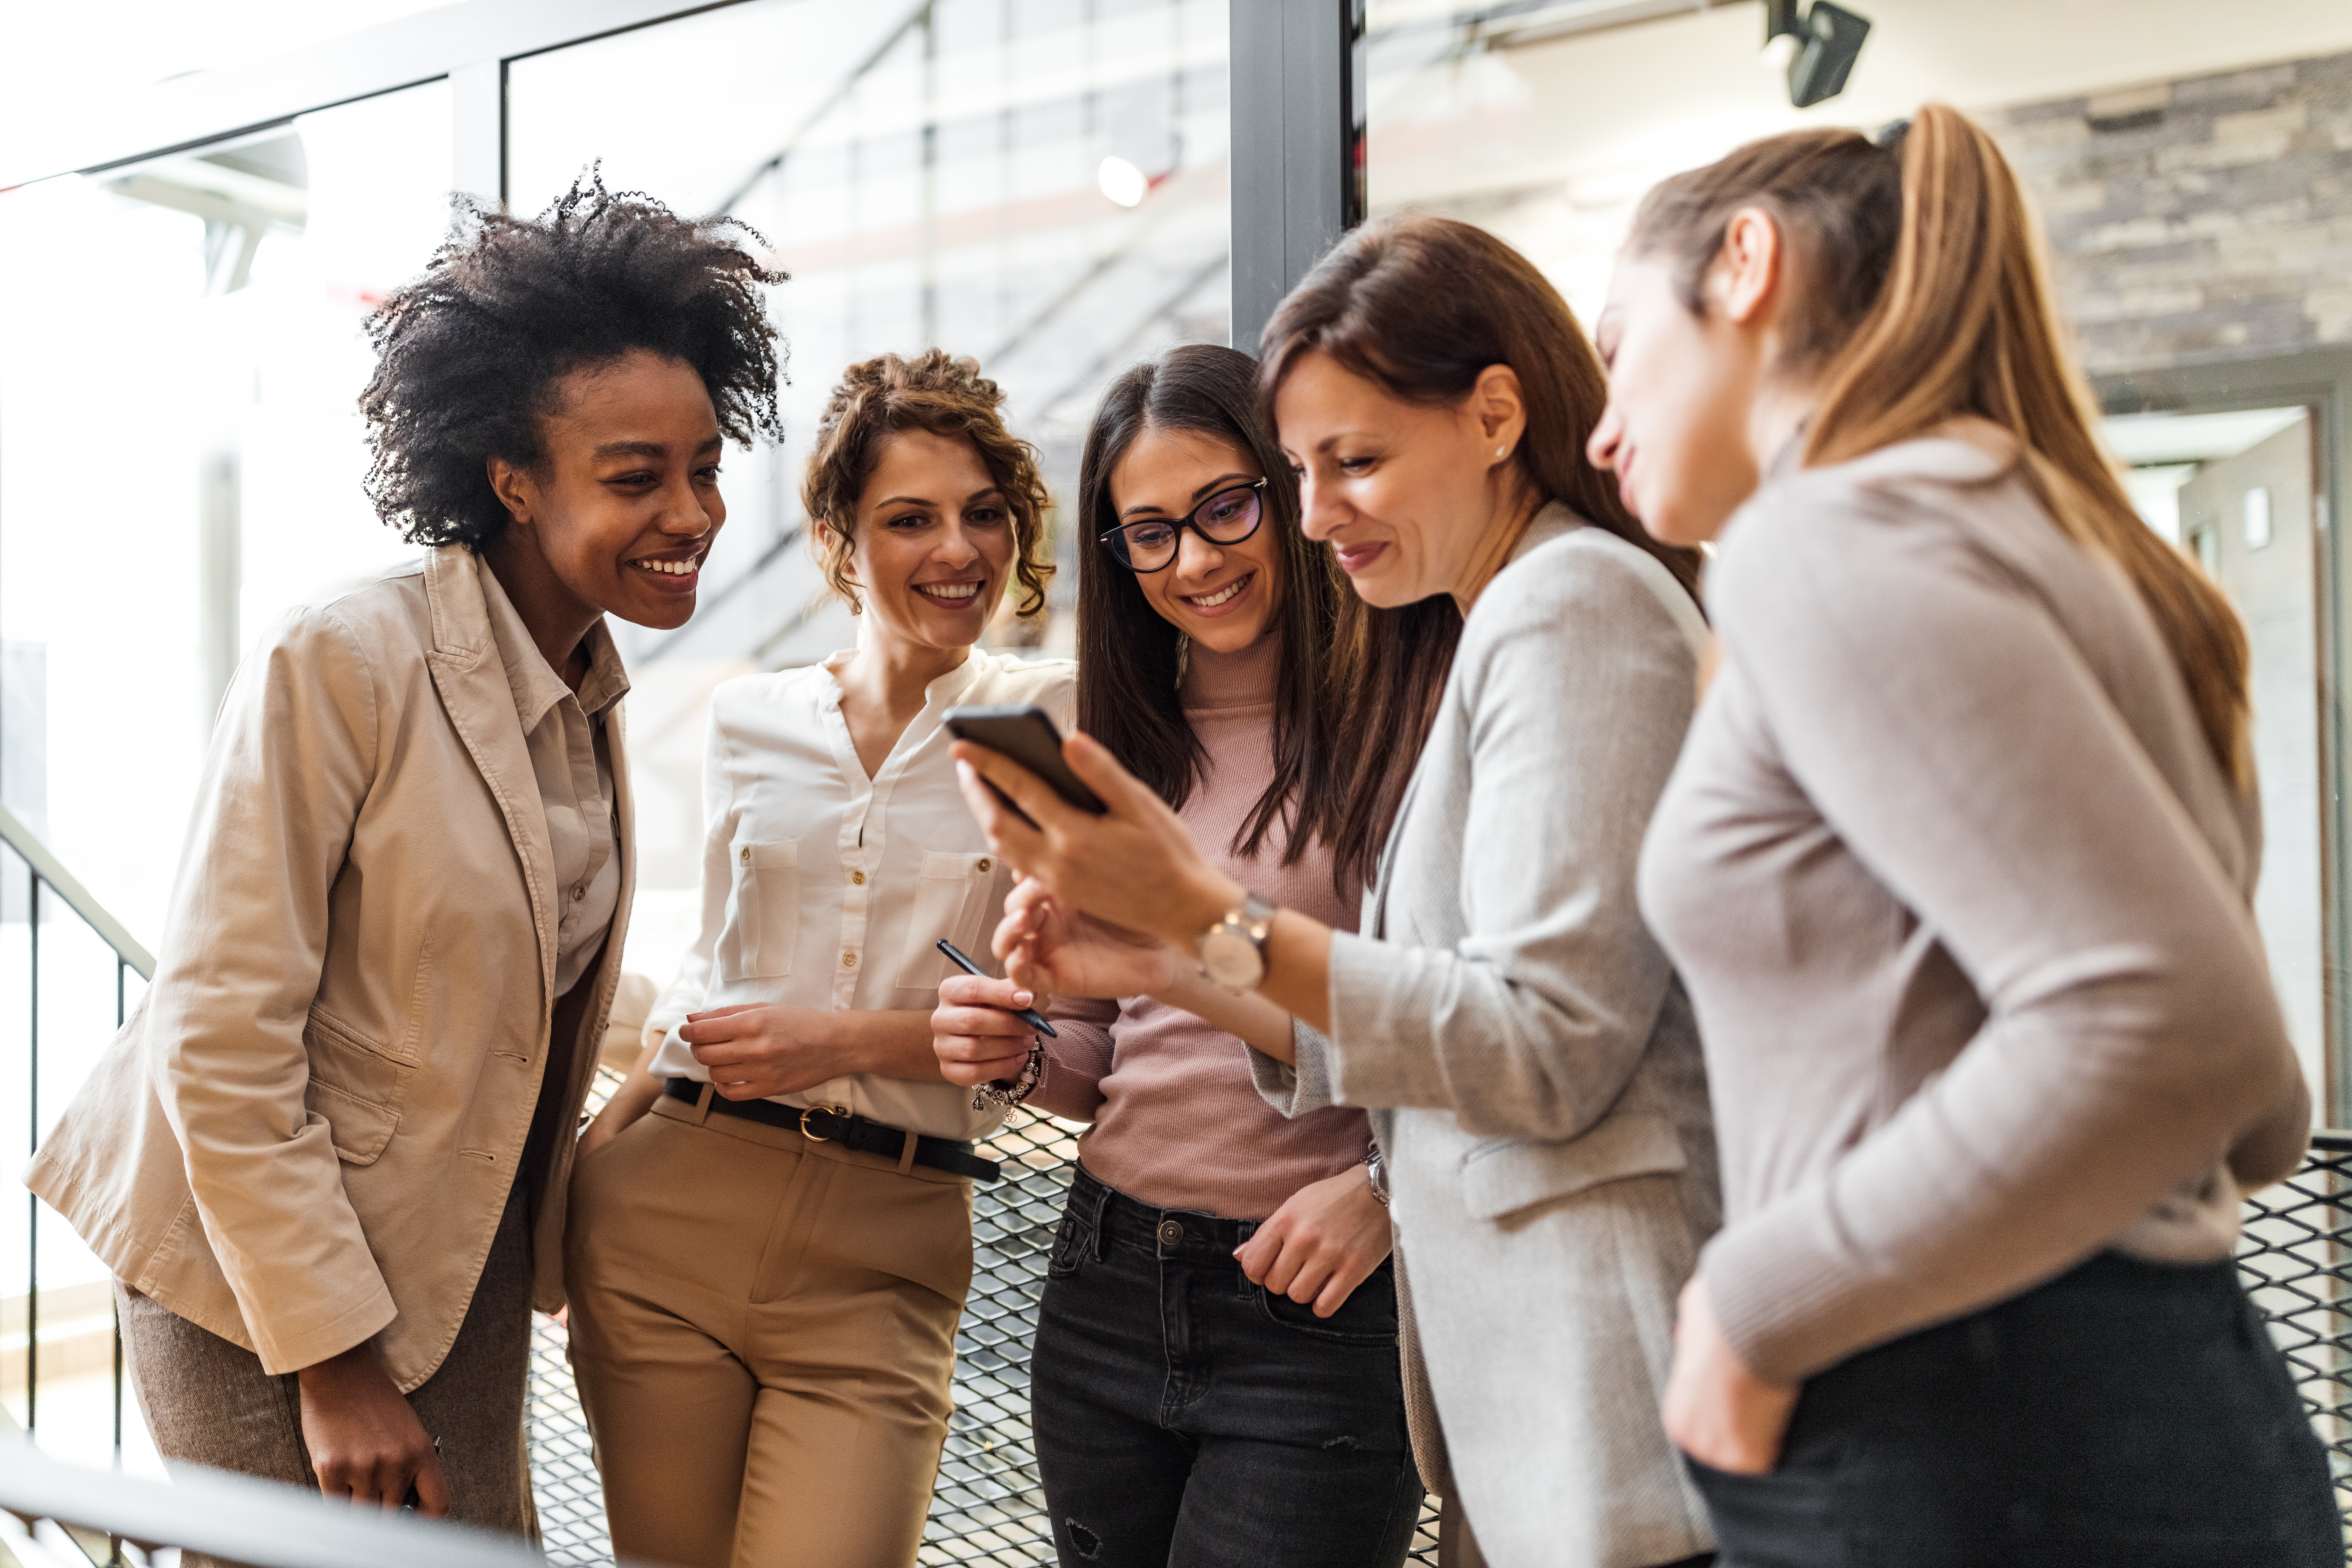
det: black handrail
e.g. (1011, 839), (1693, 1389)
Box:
(1, 803), (147, 1464)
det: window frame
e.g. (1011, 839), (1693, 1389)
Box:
(2100, 350), (2352, 1127)
(2, 0), (1363, 349)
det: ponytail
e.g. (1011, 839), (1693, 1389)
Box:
(1629, 105), (2251, 789)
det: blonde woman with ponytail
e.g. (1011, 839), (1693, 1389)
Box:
(1592, 107), (2338, 1564)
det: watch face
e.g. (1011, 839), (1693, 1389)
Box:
(1198, 927), (1265, 991)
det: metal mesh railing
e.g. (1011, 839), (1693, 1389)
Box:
(517, 1119), (2352, 1567)
(526, 1103), (1447, 1564)
(2238, 1129), (2352, 1513)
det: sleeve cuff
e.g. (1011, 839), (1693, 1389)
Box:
(1249, 1021), (1342, 1116)
(247, 1280), (400, 1378)
(1701, 1193), (1889, 1385)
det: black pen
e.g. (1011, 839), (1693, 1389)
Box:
(936, 938), (1058, 1037)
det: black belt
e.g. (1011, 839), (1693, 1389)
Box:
(663, 1078), (1001, 1183)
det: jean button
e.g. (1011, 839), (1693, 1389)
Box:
(1157, 1219), (1183, 1246)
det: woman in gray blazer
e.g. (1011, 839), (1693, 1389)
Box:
(951, 216), (1719, 1568)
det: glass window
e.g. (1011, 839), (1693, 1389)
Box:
(1365, 2), (2352, 1117)
(507, 0), (1233, 988)
(0, 77), (452, 1458)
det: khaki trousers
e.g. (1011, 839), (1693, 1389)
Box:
(565, 1090), (972, 1568)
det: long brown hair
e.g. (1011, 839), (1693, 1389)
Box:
(1261, 215), (1704, 886)
(1074, 345), (1358, 867)
(1627, 106), (2251, 787)
(800, 348), (1054, 618)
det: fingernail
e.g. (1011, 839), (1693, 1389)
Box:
(955, 760), (975, 784)
(1013, 990), (1033, 1006)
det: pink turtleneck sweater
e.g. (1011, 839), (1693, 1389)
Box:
(1032, 633), (1371, 1218)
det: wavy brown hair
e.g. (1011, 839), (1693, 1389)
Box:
(801, 349), (1053, 617)
(1261, 215), (1704, 887)
(1073, 344), (1358, 868)
(1627, 106), (2250, 787)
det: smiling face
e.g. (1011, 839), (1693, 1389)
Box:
(1106, 426), (1284, 655)
(1587, 251), (1771, 548)
(489, 347), (727, 630)
(1273, 351), (1523, 610)
(840, 426), (1016, 658)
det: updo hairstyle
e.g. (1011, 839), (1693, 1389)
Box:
(799, 349), (1054, 618)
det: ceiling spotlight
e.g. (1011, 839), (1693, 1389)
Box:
(1783, 1), (1871, 109)
(1097, 155), (1148, 208)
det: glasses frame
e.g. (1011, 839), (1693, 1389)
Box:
(1096, 477), (1271, 574)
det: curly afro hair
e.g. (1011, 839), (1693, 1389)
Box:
(360, 170), (786, 550)
(801, 349), (1054, 618)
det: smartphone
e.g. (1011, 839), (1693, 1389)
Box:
(941, 705), (1106, 819)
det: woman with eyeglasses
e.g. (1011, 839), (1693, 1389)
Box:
(933, 344), (1423, 1568)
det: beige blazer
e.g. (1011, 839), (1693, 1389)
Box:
(26, 545), (634, 1391)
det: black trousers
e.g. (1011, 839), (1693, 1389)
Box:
(1029, 1163), (1424, 1568)
(1688, 1250), (2342, 1568)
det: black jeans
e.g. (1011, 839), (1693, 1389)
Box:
(1688, 1251), (2343, 1568)
(1030, 1163), (1423, 1568)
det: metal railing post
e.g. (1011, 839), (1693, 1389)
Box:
(114, 953), (126, 1466)
(25, 866), (38, 1435)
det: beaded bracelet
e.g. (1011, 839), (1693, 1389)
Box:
(970, 1034), (1046, 1113)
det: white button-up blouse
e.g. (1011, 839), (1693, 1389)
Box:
(648, 647), (1076, 1141)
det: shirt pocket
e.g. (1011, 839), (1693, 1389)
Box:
(894, 849), (1001, 991)
(717, 835), (799, 982)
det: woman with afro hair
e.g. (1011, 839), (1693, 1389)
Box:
(27, 174), (783, 1545)
(564, 347), (1068, 1568)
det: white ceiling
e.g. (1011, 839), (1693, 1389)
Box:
(2104, 408), (2311, 467)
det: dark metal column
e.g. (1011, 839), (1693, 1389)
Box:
(1228, 0), (1360, 354)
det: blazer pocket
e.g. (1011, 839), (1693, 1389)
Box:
(718, 835), (799, 982)
(894, 850), (1000, 990)
(1458, 1112), (1688, 1224)
(302, 1005), (412, 1166)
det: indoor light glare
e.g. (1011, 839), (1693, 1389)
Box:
(1097, 155), (1148, 208)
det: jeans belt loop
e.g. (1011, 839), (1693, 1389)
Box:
(693, 1081), (716, 1126)
(896, 1128), (919, 1176)
(1088, 1176), (1113, 1263)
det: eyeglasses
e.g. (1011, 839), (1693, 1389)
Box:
(1097, 478), (1267, 573)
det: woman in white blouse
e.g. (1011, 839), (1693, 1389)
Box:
(566, 349), (1073, 1568)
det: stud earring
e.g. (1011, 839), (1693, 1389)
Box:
(1495, 445), (1508, 458)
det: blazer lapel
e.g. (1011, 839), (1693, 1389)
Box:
(1365, 505), (1581, 941)
(421, 546), (559, 1001)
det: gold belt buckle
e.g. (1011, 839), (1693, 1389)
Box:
(800, 1104), (849, 1143)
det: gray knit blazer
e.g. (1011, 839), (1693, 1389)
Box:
(1254, 506), (1722, 1568)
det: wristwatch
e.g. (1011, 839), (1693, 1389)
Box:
(1196, 892), (1278, 994)
(1365, 1147), (1391, 1207)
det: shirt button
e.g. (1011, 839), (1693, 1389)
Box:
(740, 846), (751, 864)
(1157, 1219), (1183, 1246)
(977, 857), (992, 873)
(850, 870), (866, 886)
(842, 951), (858, 968)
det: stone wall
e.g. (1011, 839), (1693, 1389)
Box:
(1992, 50), (2352, 376)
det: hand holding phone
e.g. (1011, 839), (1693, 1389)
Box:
(941, 705), (1105, 825)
